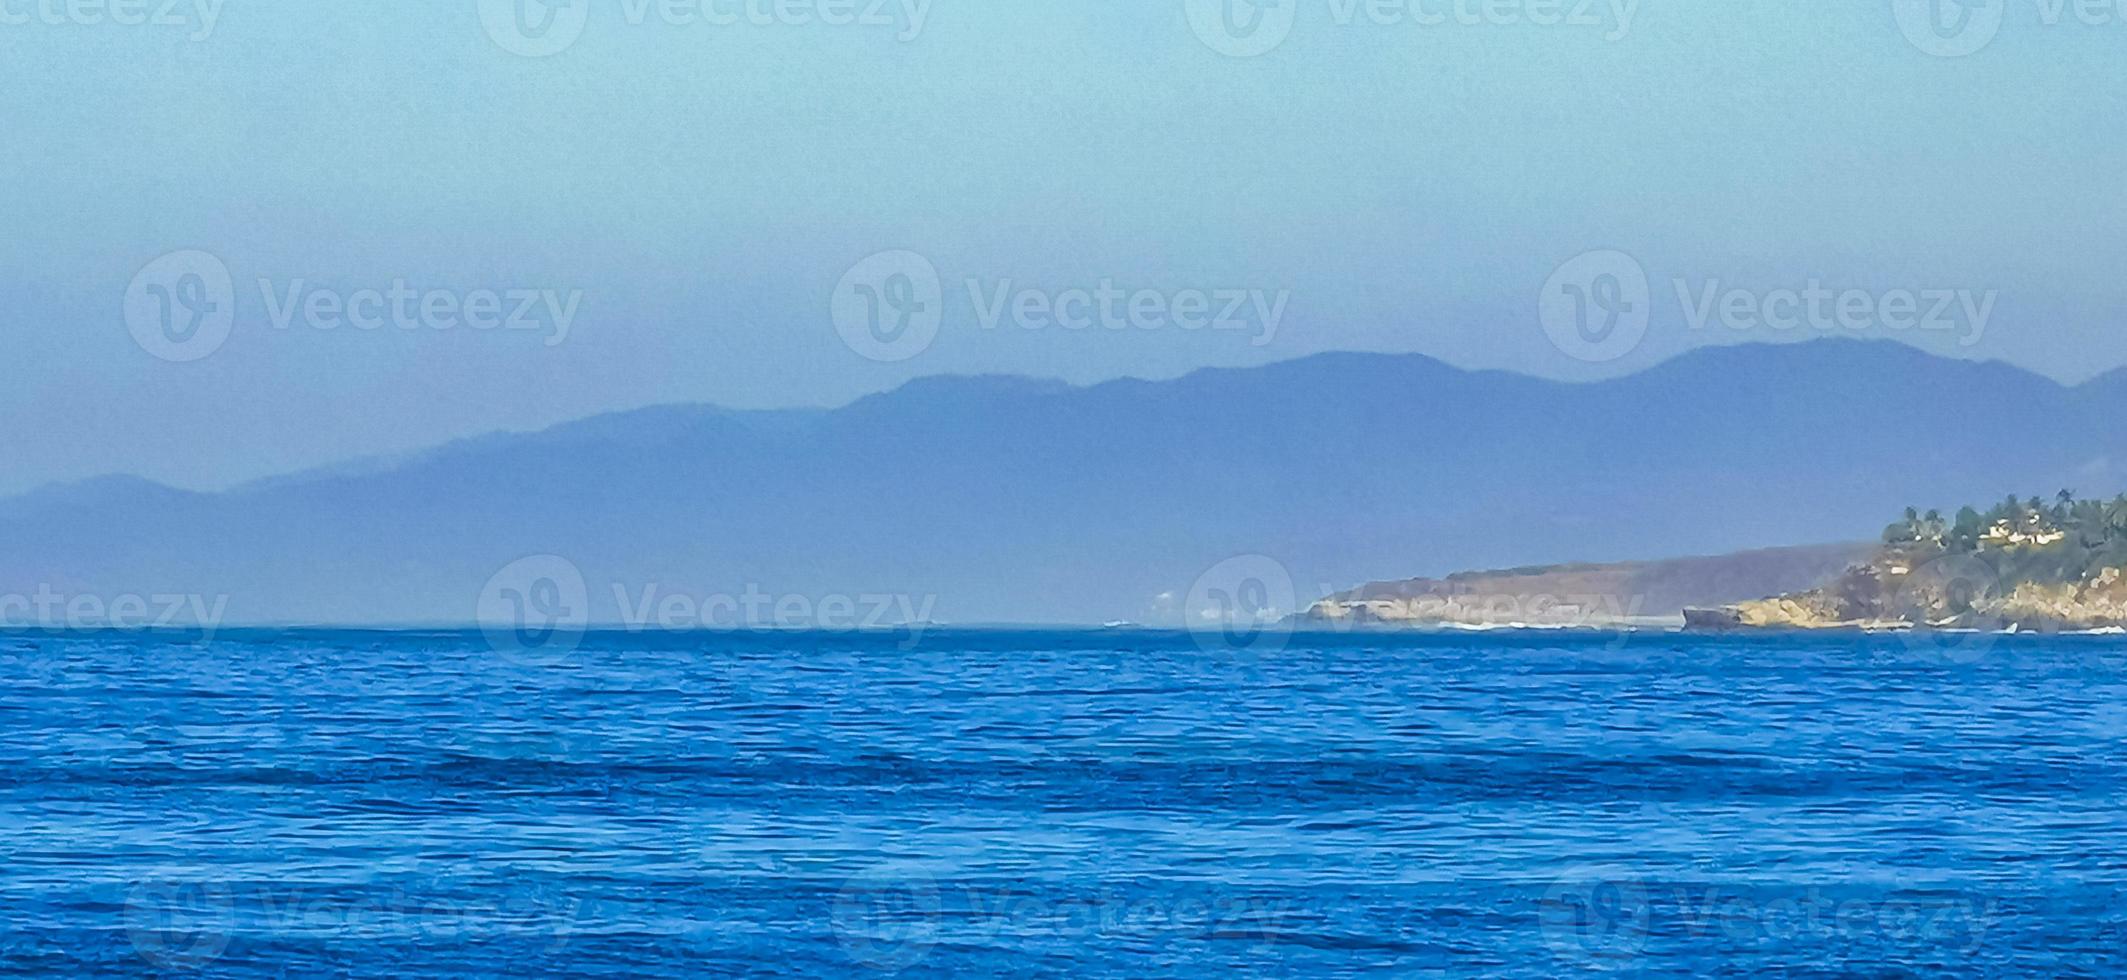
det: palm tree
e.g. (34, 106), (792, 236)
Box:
(1952, 506), (1984, 549)
(2073, 499), (2108, 544)
(1886, 506), (1921, 544)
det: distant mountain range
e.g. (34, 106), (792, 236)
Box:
(7, 340), (2127, 627)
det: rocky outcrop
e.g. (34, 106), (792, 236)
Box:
(1719, 593), (1872, 629)
(1689, 550), (2127, 632)
(1975, 575), (2127, 631)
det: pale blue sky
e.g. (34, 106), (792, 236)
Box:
(3, 1), (2123, 495)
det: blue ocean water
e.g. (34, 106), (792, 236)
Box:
(5, 628), (2127, 976)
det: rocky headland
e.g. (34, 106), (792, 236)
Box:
(1687, 494), (2127, 632)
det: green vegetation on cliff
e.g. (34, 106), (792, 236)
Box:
(1880, 491), (2127, 587)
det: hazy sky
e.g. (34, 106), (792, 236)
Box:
(3, 0), (2123, 496)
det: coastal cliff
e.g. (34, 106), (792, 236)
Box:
(1688, 494), (2127, 632)
(1689, 562), (2127, 632)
